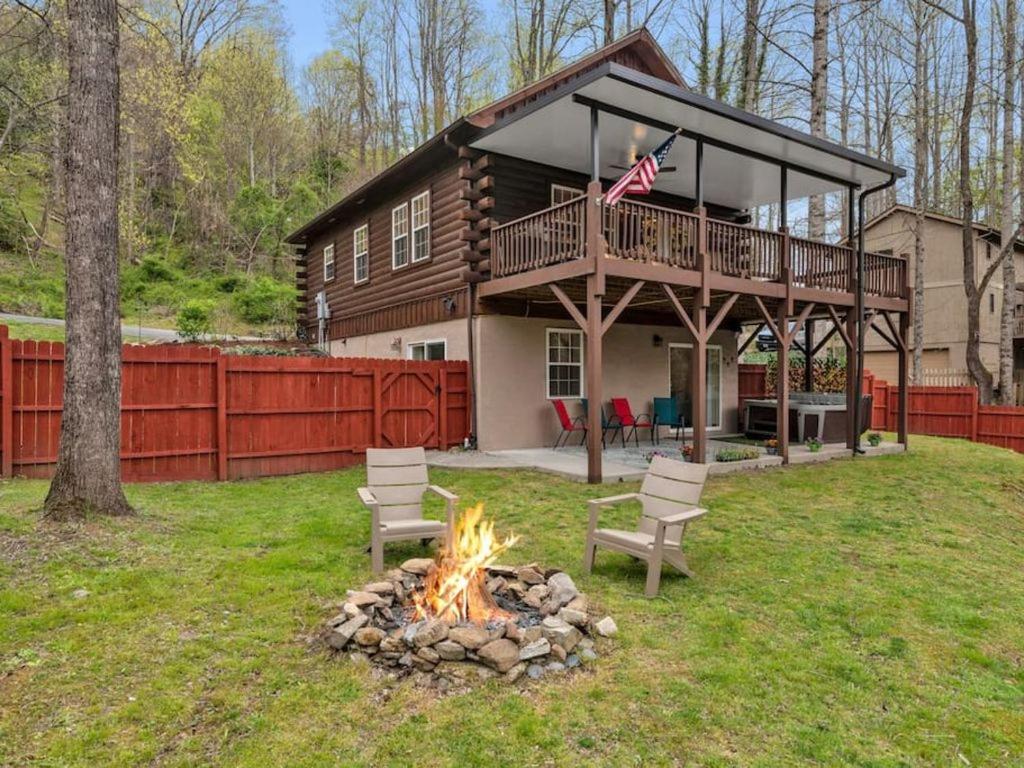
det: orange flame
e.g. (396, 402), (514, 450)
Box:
(413, 503), (519, 624)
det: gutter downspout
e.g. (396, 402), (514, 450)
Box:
(854, 173), (899, 456)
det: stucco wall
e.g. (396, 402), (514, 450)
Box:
(474, 315), (739, 451)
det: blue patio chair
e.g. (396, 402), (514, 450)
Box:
(579, 399), (622, 448)
(652, 397), (687, 445)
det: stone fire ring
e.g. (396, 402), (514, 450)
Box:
(323, 558), (618, 686)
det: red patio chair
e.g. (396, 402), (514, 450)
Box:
(610, 397), (655, 447)
(551, 399), (587, 448)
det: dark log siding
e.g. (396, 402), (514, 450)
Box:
(304, 159), (469, 334)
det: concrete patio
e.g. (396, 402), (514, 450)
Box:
(427, 436), (906, 483)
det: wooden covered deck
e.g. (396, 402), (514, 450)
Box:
(479, 183), (911, 482)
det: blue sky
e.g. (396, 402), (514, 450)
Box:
(280, 0), (333, 71)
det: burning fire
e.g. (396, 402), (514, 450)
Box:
(413, 503), (519, 624)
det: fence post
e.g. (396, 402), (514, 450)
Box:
(438, 366), (448, 449)
(1, 326), (12, 478)
(969, 389), (979, 443)
(216, 354), (228, 481)
(372, 368), (382, 447)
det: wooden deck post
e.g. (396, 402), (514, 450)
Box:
(803, 318), (814, 393)
(845, 309), (858, 449)
(586, 179), (605, 296)
(691, 304), (708, 464)
(897, 308), (909, 446)
(585, 275), (603, 483)
(777, 302), (791, 463)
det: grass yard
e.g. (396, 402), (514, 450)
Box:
(1, 436), (1023, 767)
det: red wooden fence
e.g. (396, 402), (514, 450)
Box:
(0, 325), (470, 482)
(738, 361), (1024, 454)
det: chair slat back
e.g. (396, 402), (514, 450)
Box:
(610, 398), (637, 427)
(366, 447), (428, 522)
(637, 456), (709, 542)
(652, 397), (680, 426)
(552, 399), (573, 430)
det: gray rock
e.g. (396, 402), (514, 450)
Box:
(541, 615), (582, 652)
(346, 591), (383, 608)
(412, 653), (437, 672)
(517, 567), (545, 585)
(566, 595), (588, 613)
(594, 616), (618, 637)
(364, 581), (395, 595)
(412, 619), (449, 648)
(566, 654), (581, 668)
(326, 612), (369, 649)
(504, 621), (521, 642)
(558, 607), (588, 627)
(401, 558), (435, 575)
(403, 621), (423, 645)
(341, 602), (362, 619)
(546, 572), (578, 607)
(505, 662), (527, 682)
(524, 584), (550, 608)
(486, 576), (507, 594)
(477, 639), (520, 673)
(326, 612), (349, 628)
(579, 647), (598, 662)
(546, 661), (566, 673)
(521, 626), (543, 643)
(417, 647), (440, 664)
(526, 663), (545, 679)
(448, 625), (490, 650)
(549, 643), (567, 662)
(354, 627), (386, 646)
(518, 638), (551, 660)
(435, 640), (466, 661)
(398, 652), (414, 667)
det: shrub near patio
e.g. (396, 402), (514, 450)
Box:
(1, 436), (1023, 766)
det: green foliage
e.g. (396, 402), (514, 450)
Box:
(766, 352), (847, 393)
(231, 275), (295, 325)
(0, 191), (28, 252)
(175, 299), (214, 341)
(715, 446), (762, 462)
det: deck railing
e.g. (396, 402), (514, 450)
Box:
(489, 195), (907, 298)
(602, 199), (700, 268)
(790, 236), (852, 292)
(490, 196), (586, 278)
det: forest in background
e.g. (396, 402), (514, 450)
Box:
(0, 0), (1020, 397)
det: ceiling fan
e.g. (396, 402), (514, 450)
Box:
(609, 124), (679, 173)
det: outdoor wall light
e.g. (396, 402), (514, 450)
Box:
(653, 334), (664, 347)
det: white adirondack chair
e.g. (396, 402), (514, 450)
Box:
(583, 455), (709, 596)
(357, 447), (457, 572)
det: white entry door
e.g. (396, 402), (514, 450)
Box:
(668, 343), (722, 429)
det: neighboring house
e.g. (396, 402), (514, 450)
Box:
(859, 205), (1024, 395)
(285, 29), (909, 477)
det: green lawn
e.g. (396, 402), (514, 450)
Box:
(2, 319), (67, 342)
(1, 437), (1022, 767)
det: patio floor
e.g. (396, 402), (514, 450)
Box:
(427, 437), (906, 482)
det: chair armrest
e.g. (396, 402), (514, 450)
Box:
(636, 412), (653, 425)
(587, 493), (641, 533)
(571, 415), (587, 428)
(426, 484), (457, 502)
(648, 507), (707, 528)
(357, 487), (378, 508)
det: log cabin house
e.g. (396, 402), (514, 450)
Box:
(286, 29), (911, 482)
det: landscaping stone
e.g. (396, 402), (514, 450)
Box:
(521, 625), (543, 643)
(517, 566), (545, 585)
(518, 638), (551, 660)
(526, 664), (545, 679)
(435, 640), (466, 661)
(550, 643), (567, 662)
(546, 572), (578, 607)
(346, 591), (382, 608)
(363, 581), (395, 595)
(565, 654), (581, 668)
(412, 619), (448, 648)
(327, 613), (369, 649)
(566, 595), (588, 613)
(505, 663), (527, 683)
(546, 661), (566, 673)
(486, 576), (507, 593)
(354, 627), (386, 646)
(477, 639), (520, 673)
(579, 647), (598, 662)
(541, 616), (582, 652)
(504, 621), (521, 642)
(342, 602), (362, 619)
(559, 607), (588, 627)
(448, 625), (490, 650)
(594, 616), (618, 637)
(401, 558), (435, 575)
(523, 584), (550, 608)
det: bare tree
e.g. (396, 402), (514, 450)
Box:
(911, 0), (931, 384)
(807, 0), (829, 240)
(998, 0), (1017, 403)
(506, 0), (589, 87)
(43, 0), (131, 520)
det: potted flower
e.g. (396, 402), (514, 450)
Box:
(805, 437), (823, 453)
(867, 432), (883, 447)
(681, 444), (694, 462)
(644, 449), (673, 464)
(764, 437), (779, 456)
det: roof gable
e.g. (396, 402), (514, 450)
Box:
(466, 28), (686, 129)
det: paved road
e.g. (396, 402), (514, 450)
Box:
(0, 312), (263, 343)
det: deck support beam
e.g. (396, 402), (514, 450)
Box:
(897, 307), (910, 447)
(777, 302), (790, 463)
(585, 274), (603, 483)
(803, 318), (814, 392)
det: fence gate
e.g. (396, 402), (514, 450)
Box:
(379, 369), (440, 448)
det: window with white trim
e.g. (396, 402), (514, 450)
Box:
(411, 191), (430, 262)
(392, 204), (408, 269)
(353, 225), (369, 283)
(323, 243), (335, 282)
(551, 184), (583, 205)
(408, 339), (446, 361)
(546, 328), (584, 398)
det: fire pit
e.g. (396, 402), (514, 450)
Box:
(324, 504), (617, 685)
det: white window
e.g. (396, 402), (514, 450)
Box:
(392, 204), (408, 269)
(546, 328), (584, 399)
(551, 184), (583, 205)
(323, 243), (335, 282)
(411, 191), (430, 262)
(408, 339), (446, 361)
(353, 225), (369, 284)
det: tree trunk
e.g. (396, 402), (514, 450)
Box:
(43, 0), (132, 521)
(912, 0), (928, 384)
(740, 0), (759, 111)
(807, 0), (829, 240)
(998, 0), (1017, 403)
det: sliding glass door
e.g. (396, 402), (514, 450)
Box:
(668, 343), (722, 429)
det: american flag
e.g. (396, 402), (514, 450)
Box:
(603, 130), (680, 206)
